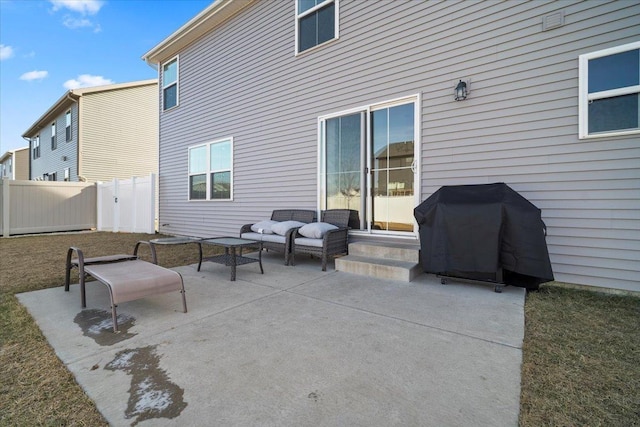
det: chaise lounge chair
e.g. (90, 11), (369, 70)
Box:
(65, 246), (186, 332)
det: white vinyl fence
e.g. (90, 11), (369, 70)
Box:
(97, 174), (156, 234)
(1, 175), (156, 237)
(1, 179), (96, 237)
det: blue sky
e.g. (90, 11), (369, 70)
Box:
(0, 0), (213, 154)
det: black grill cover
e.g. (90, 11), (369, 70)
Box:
(413, 183), (554, 289)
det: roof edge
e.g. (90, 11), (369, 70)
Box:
(142, 0), (254, 65)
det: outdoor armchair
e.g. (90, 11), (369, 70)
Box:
(290, 209), (351, 271)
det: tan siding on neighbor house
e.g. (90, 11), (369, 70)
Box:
(80, 83), (158, 182)
(155, 0), (639, 290)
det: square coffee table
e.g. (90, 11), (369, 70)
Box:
(200, 237), (263, 281)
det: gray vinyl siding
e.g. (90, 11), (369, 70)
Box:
(158, 0), (639, 291)
(30, 103), (78, 181)
(80, 84), (158, 182)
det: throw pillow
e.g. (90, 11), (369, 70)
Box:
(298, 222), (338, 239)
(250, 220), (279, 234)
(271, 220), (306, 236)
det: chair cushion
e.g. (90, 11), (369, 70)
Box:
(250, 220), (279, 234)
(294, 237), (324, 248)
(271, 220), (306, 236)
(298, 222), (338, 239)
(241, 232), (286, 244)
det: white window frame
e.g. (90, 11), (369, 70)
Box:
(33, 135), (40, 159)
(65, 110), (72, 141)
(295, 0), (339, 55)
(51, 122), (57, 150)
(162, 55), (179, 111)
(187, 137), (234, 201)
(578, 41), (640, 139)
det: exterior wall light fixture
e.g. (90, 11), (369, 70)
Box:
(455, 79), (468, 101)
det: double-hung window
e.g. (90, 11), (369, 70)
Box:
(65, 110), (72, 141)
(51, 122), (57, 150)
(296, 0), (338, 54)
(33, 135), (40, 159)
(188, 137), (233, 200)
(163, 57), (178, 111)
(579, 41), (640, 138)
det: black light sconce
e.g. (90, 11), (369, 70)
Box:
(454, 79), (468, 101)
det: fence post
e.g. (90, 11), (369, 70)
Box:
(96, 181), (103, 231)
(2, 179), (9, 237)
(149, 173), (156, 234)
(113, 178), (120, 233)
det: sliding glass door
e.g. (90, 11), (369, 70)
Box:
(320, 97), (418, 234)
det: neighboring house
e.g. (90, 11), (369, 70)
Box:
(142, 0), (639, 292)
(0, 147), (29, 180)
(21, 80), (158, 183)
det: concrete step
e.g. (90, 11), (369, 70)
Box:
(335, 255), (423, 282)
(348, 241), (420, 263)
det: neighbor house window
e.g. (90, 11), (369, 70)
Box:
(579, 41), (640, 138)
(33, 135), (40, 159)
(48, 172), (57, 181)
(65, 110), (72, 141)
(188, 137), (233, 200)
(162, 57), (178, 110)
(51, 122), (57, 150)
(296, 0), (338, 54)
(64, 168), (70, 181)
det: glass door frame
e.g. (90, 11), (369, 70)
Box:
(317, 93), (422, 237)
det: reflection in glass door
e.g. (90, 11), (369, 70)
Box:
(370, 103), (415, 232)
(322, 112), (365, 229)
(320, 98), (417, 234)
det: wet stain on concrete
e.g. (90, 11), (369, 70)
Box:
(74, 309), (136, 346)
(105, 345), (187, 426)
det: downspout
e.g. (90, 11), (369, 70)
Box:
(66, 91), (79, 181)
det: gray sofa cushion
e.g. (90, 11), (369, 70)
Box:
(241, 232), (286, 244)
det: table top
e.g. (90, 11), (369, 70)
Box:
(201, 237), (259, 247)
(149, 237), (202, 245)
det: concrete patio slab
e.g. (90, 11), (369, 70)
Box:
(17, 251), (525, 426)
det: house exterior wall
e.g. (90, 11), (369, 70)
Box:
(14, 148), (29, 180)
(79, 84), (158, 182)
(156, 0), (639, 291)
(2, 148), (29, 180)
(30, 103), (79, 181)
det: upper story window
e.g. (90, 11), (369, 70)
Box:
(188, 137), (233, 201)
(33, 135), (40, 159)
(579, 41), (640, 139)
(163, 57), (178, 111)
(296, 0), (338, 54)
(65, 110), (72, 141)
(51, 122), (57, 150)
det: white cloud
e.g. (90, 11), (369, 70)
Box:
(63, 74), (113, 89)
(50, 0), (104, 15)
(63, 16), (93, 29)
(20, 70), (49, 81)
(0, 44), (15, 61)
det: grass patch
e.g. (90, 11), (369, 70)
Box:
(1, 232), (638, 425)
(0, 232), (217, 426)
(520, 284), (640, 426)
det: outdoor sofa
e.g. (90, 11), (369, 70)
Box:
(290, 209), (351, 271)
(240, 209), (317, 265)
